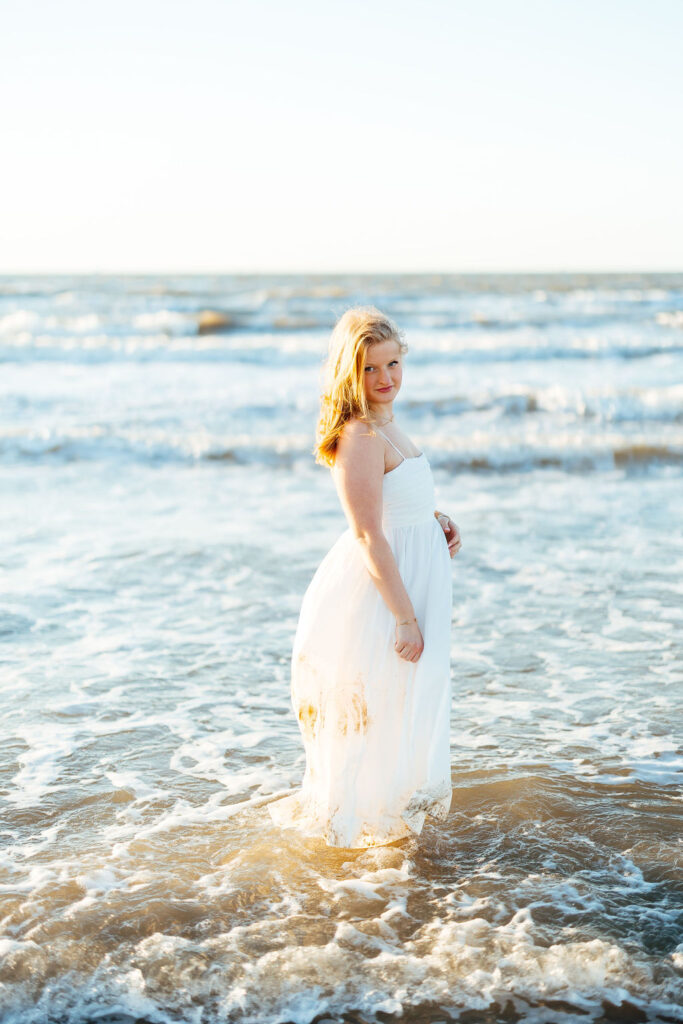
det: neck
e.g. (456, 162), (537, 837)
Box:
(367, 401), (393, 423)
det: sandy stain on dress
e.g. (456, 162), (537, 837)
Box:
(297, 701), (322, 738)
(339, 688), (369, 735)
(295, 655), (369, 738)
(295, 653), (324, 739)
(333, 669), (369, 736)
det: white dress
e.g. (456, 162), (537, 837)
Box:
(268, 429), (453, 848)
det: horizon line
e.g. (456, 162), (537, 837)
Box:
(0, 267), (682, 277)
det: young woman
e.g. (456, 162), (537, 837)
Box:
(268, 306), (462, 848)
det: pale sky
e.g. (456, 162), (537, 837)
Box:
(2, 0), (682, 273)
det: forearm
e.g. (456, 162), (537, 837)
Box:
(355, 532), (415, 622)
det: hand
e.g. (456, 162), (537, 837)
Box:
(437, 514), (462, 558)
(395, 619), (424, 663)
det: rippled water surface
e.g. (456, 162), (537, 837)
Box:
(1, 273), (682, 1023)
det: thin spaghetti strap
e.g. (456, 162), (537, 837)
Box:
(375, 426), (405, 460)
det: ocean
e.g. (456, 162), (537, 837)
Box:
(1, 272), (682, 1023)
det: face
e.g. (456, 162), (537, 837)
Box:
(363, 340), (402, 409)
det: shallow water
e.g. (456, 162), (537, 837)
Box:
(1, 273), (682, 1023)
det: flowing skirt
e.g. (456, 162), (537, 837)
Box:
(268, 517), (453, 848)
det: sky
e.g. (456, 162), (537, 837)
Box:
(2, 0), (682, 274)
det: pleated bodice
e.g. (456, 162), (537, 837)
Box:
(382, 453), (436, 528)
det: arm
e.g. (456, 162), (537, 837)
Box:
(332, 420), (423, 662)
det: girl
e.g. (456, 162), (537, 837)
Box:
(269, 307), (462, 848)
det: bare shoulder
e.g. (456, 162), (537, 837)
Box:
(337, 416), (381, 451)
(339, 416), (376, 444)
(335, 417), (384, 470)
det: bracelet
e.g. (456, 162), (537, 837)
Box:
(397, 616), (417, 625)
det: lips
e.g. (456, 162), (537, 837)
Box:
(377, 386), (393, 392)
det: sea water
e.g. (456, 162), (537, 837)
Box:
(1, 273), (682, 1023)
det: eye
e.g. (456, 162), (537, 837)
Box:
(389, 360), (398, 366)
(364, 365), (375, 372)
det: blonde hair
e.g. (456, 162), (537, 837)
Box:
(314, 306), (408, 467)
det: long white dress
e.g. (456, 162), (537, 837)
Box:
(268, 429), (453, 848)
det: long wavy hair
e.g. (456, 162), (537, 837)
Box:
(314, 306), (408, 467)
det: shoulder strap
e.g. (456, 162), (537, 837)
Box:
(375, 426), (405, 459)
